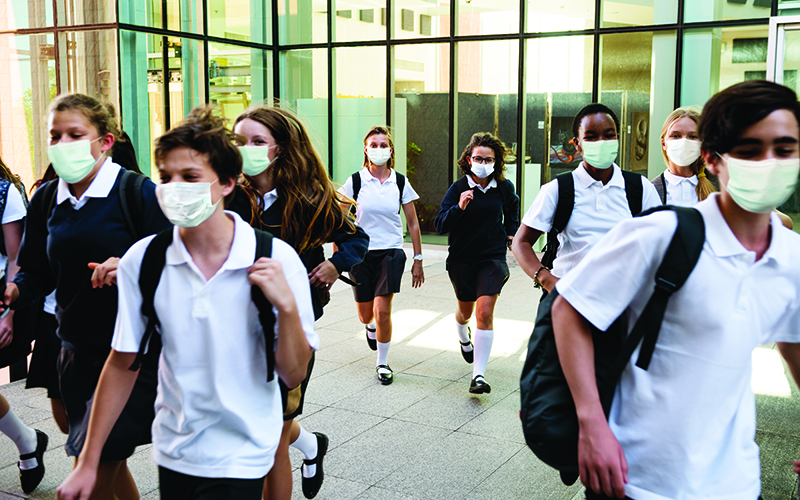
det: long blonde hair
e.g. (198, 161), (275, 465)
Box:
(660, 107), (716, 201)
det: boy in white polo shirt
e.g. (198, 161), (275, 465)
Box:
(57, 106), (317, 500)
(551, 80), (800, 500)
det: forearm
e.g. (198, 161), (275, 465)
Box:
(408, 218), (422, 255)
(274, 302), (312, 388)
(511, 227), (546, 280)
(328, 225), (369, 271)
(778, 342), (800, 390)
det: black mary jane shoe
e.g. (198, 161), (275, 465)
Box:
(301, 432), (329, 499)
(460, 327), (474, 364)
(366, 326), (377, 351)
(376, 364), (393, 385)
(19, 429), (48, 494)
(469, 375), (491, 394)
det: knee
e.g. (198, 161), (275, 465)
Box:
(374, 308), (392, 325)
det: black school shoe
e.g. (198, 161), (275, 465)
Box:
(302, 432), (329, 499)
(460, 327), (474, 364)
(469, 375), (491, 394)
(365, 326), (377, 351)
(376, 365), (393, 385)
(19, 429), (48, 493)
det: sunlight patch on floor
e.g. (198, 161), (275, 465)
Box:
(389, 309), (443, 342)
(405, 312), (534, 357)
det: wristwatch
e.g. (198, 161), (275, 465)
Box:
(413, 254), (423, 261)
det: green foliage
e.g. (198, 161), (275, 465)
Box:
(406, 141), (421, 177)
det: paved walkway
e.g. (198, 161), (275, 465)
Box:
(0, 244), (798, 499)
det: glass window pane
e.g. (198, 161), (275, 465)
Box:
(1, 0), (53, 30)
(167, 0), (204, 34)
(168, 37), (206, 133)
(394, 0), (449, 40)
(58, 30), (119, 113)
(119, 0), (162, 29)
(0, 33), (57, 189)
(780, 0), (800, 16)
(332, 46), (386, 185)
(600, 31), (677, 179)
(680, 26), (768, 108)
(393, 43), (449, 234)
(526, 0), (593, 33)
(57, 0), (115, 26)
(601, 0), (676, 27)
(209, 42), (273, 121)
(458, 1), (519, 36)
(685, 0), (771, 23)
(208, 0), (271, 44)
(279, 0), (327, 45)
(333, 0), (386, 43)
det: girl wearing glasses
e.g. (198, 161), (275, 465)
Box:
(434, 132), (519, 395)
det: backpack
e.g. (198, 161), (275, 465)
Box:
(651, 172), (668, 205)
(127, 227), (278, 382)
(540, 170), (643, 269)
(519, 205), (705, 485)
(350, 171), (406, 214)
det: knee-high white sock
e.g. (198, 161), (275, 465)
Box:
(377, 341), (391, 367)
(0, 410), (38, 468)
(292, 425), (319, 477)
(456, 322), (473, 352)
(366, 322), (377, 340)
(472, 329), (494, 379)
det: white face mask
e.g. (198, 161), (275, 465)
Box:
(239, 145), (275, 176)
(366, 147), (392, 166)
(471, 162), (495, 179)
(47, 137), (105, 184)
(717, 153), (800, 213)
(666, 138), (702, 167)
(581, 139), (619, 169)
(156, 180), (220, 228)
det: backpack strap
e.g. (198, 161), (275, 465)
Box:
(652, 173), (667, 205)
(129, 228), (174, 371)
(0, 180), (10, 256)
(396, 172), (405, 214)
(621, 170), (643, 216)
(349, 172), (361, 216)
(600, 206), (705, 395)
(118, 170), (146, 241)
(252, 228), (277, 382)
(541, 173), (574, 269)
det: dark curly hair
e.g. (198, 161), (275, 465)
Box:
(457, 132), (508, 181)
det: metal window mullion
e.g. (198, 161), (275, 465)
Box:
(448, 0), (456, 186)
(515, 0), (525, 195)
(674, 0), (684, 108)
(327, 0), (334, 178)
(592, 0), (601, 102)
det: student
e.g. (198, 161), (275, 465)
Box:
(339, 126), (424, 385)
(4, 93), (171, 500)
(230, 106), (368, 500)
(551, 79), (800, 500)
(652, 107), (717, 207)
(511, 103), (661, 293)
(434, 132), (519, 394)
(56, 106), (317, 500)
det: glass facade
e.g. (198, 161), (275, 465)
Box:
(3, 0), (798, 226)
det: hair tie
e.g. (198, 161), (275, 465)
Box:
(697, 165), (706, 179)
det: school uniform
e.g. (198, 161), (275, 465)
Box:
(0, 181), (26, 271)
(13, 158), (171, 458)
(434, 175), (519, 301)
(339, 168), (419, 302)
(556, 193), (800, 500)
(112, 211), (318, 490)
(660, 170), (699, 207)
(522, 163), (661, 278)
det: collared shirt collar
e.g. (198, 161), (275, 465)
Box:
(361, 167), (396, 184)
(466, 174), (497, 192)
(575, 162), (624, 189)
(262, 189), (279, 210)
(694, 193), (790, 266)
(165, 211), (257, 271)
(664, 170), (699, 186)
(56, 157), (120, 206)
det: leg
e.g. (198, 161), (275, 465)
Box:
(292, 421), (328, 499)
(113, 461), (140, 500)
(475, 295), (498, 331)
(456, 300), (475, 326)
(357, 301), (378, 351)
(470, 295), (498, 394)
(374, 295), (394, 384)
(263, 420), (294, 500)
(51, 398), (70, 434)
(83, 459), (131, 500)
(0, 394), (46, 493)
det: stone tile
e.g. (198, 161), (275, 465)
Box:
(458, 392), (525, 444)
(393, 380), (494, 431)
(353, 486), (426, 500)
(288, 467), (371, 500)
(303, 362), (377, 407)
(314, 337), (375, 366)
(332, 373), (452, 419)
(294, 407), (386, 453)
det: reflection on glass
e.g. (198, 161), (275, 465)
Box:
(333, 0), (386, 43)
(209, 42), (272, 120)
(601, 0), (676, 27)
(166, 0), (203, 34)
(58, 30), (119, 112)
(458, 0), (519, 36)
(526, 0), (593, 33)
(167, 37), (205, 136)
(684, 0), (771, 23)
(279, 0), (327, 45)
(0, 33), (57, 187)
(394, 44), (449, 233)
(780, 0), (800, 16)
(58, 0), (115, 25)
(394, 0), (449, 39)
(119, 0), (162, 29)
(1, 0), (53, 30)
(208, 0), (270, 44)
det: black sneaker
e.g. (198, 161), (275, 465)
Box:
(19, 429), (48, 494)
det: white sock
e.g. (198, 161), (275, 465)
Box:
(472, 329), (494, 379)
(366, 322), (377, 339)
(456, 322), (473, 352)
(377, 341), (391, 367)
(293, 426), (319, 478)
(0, 410), (38, 469)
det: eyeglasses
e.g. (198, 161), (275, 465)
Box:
(470, 156), (495, 164)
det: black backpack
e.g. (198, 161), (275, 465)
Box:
(350, 171), (406, 214)
(520, 205), (705, 485)
(540, 170), (643, 269)
(652, 172), (668, 205)
(127, 227), (278, 382)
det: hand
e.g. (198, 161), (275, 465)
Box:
(248, 257), (296, 313)
(793, 452), (800, 474)
(411, 260), (424, 288)
(88, 258), (120, 288)
(308, 260), (339, 290)
(3, 282), (19, 309)
(57, 462), (97, 500)
(577, 417), (628, 498)
(0, 311), (13, 349)
(539, 269), (559, 294)
(506, 235), (514, 249)
(458, 190), (474, 210)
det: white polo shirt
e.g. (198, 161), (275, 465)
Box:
(0, 182), (27, 272)
(521, 163), (661, 278)
(339, 168), (419, 251)
(113, 211), (318, 479)
(56, 157), (120, 210)
(556, 193), (800, 500)
(662, 170), (699, 207)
